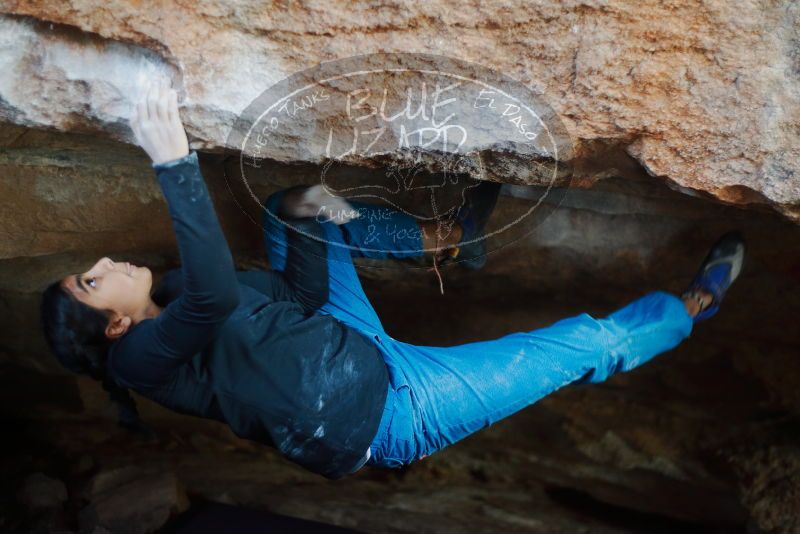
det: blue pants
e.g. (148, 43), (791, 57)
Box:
(262, 190), (694, 469)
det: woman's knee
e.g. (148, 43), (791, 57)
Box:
(264, 185), (309, 209)
(262, 190), (285, 225)
(263, 186), (314, 230)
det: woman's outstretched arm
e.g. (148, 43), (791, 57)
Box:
(151, 150), (241, 317)
(109, 80), (239, 389)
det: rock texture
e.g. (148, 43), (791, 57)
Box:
(2, 123), (800, 532)
(78, 467), (189, 534)
(2, 2), (800, 532)
(0, 1), (798, 220)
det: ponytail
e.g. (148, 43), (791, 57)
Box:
(40, 280), (151, 437)
(101, 375), (150, 435)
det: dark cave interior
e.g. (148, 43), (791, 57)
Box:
(1, 124), (799, 533)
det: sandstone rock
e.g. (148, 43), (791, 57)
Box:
(16, 472), (68, 511)
(3, 121), (800, 526)
(0, 1), (797, 220)
(2, 4), (800, 528)
(730, 444), (800, 533)
(15, 472), (70, 533)
(79, 467), (190, 534)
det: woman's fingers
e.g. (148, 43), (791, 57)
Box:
(129, 108), (142, 145)
(136, 87), (149, 124)
(147, 81), (159, 121)
(156, 80), (169, 122)
(167, 85), (180, 127)
(131, 78), (188, 163)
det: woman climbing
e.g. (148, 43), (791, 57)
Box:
(41, 79), (746, 479)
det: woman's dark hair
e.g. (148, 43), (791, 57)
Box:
(40, 279), (147, 434)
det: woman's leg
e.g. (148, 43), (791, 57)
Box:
(366, 291), (694, 467)
(261, 190), (426, 335)
(336, 200), (427, 260)
(341, 200), (463, 259)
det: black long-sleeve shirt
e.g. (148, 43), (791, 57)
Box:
(106, 150), (389, 479)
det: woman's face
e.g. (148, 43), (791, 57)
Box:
(60, 256), (154, 323)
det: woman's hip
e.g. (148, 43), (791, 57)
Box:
(365, 335), (429, 468)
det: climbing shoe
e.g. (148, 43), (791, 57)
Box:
(681, 231), (746, 322)
(437, 180), (503, 270)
